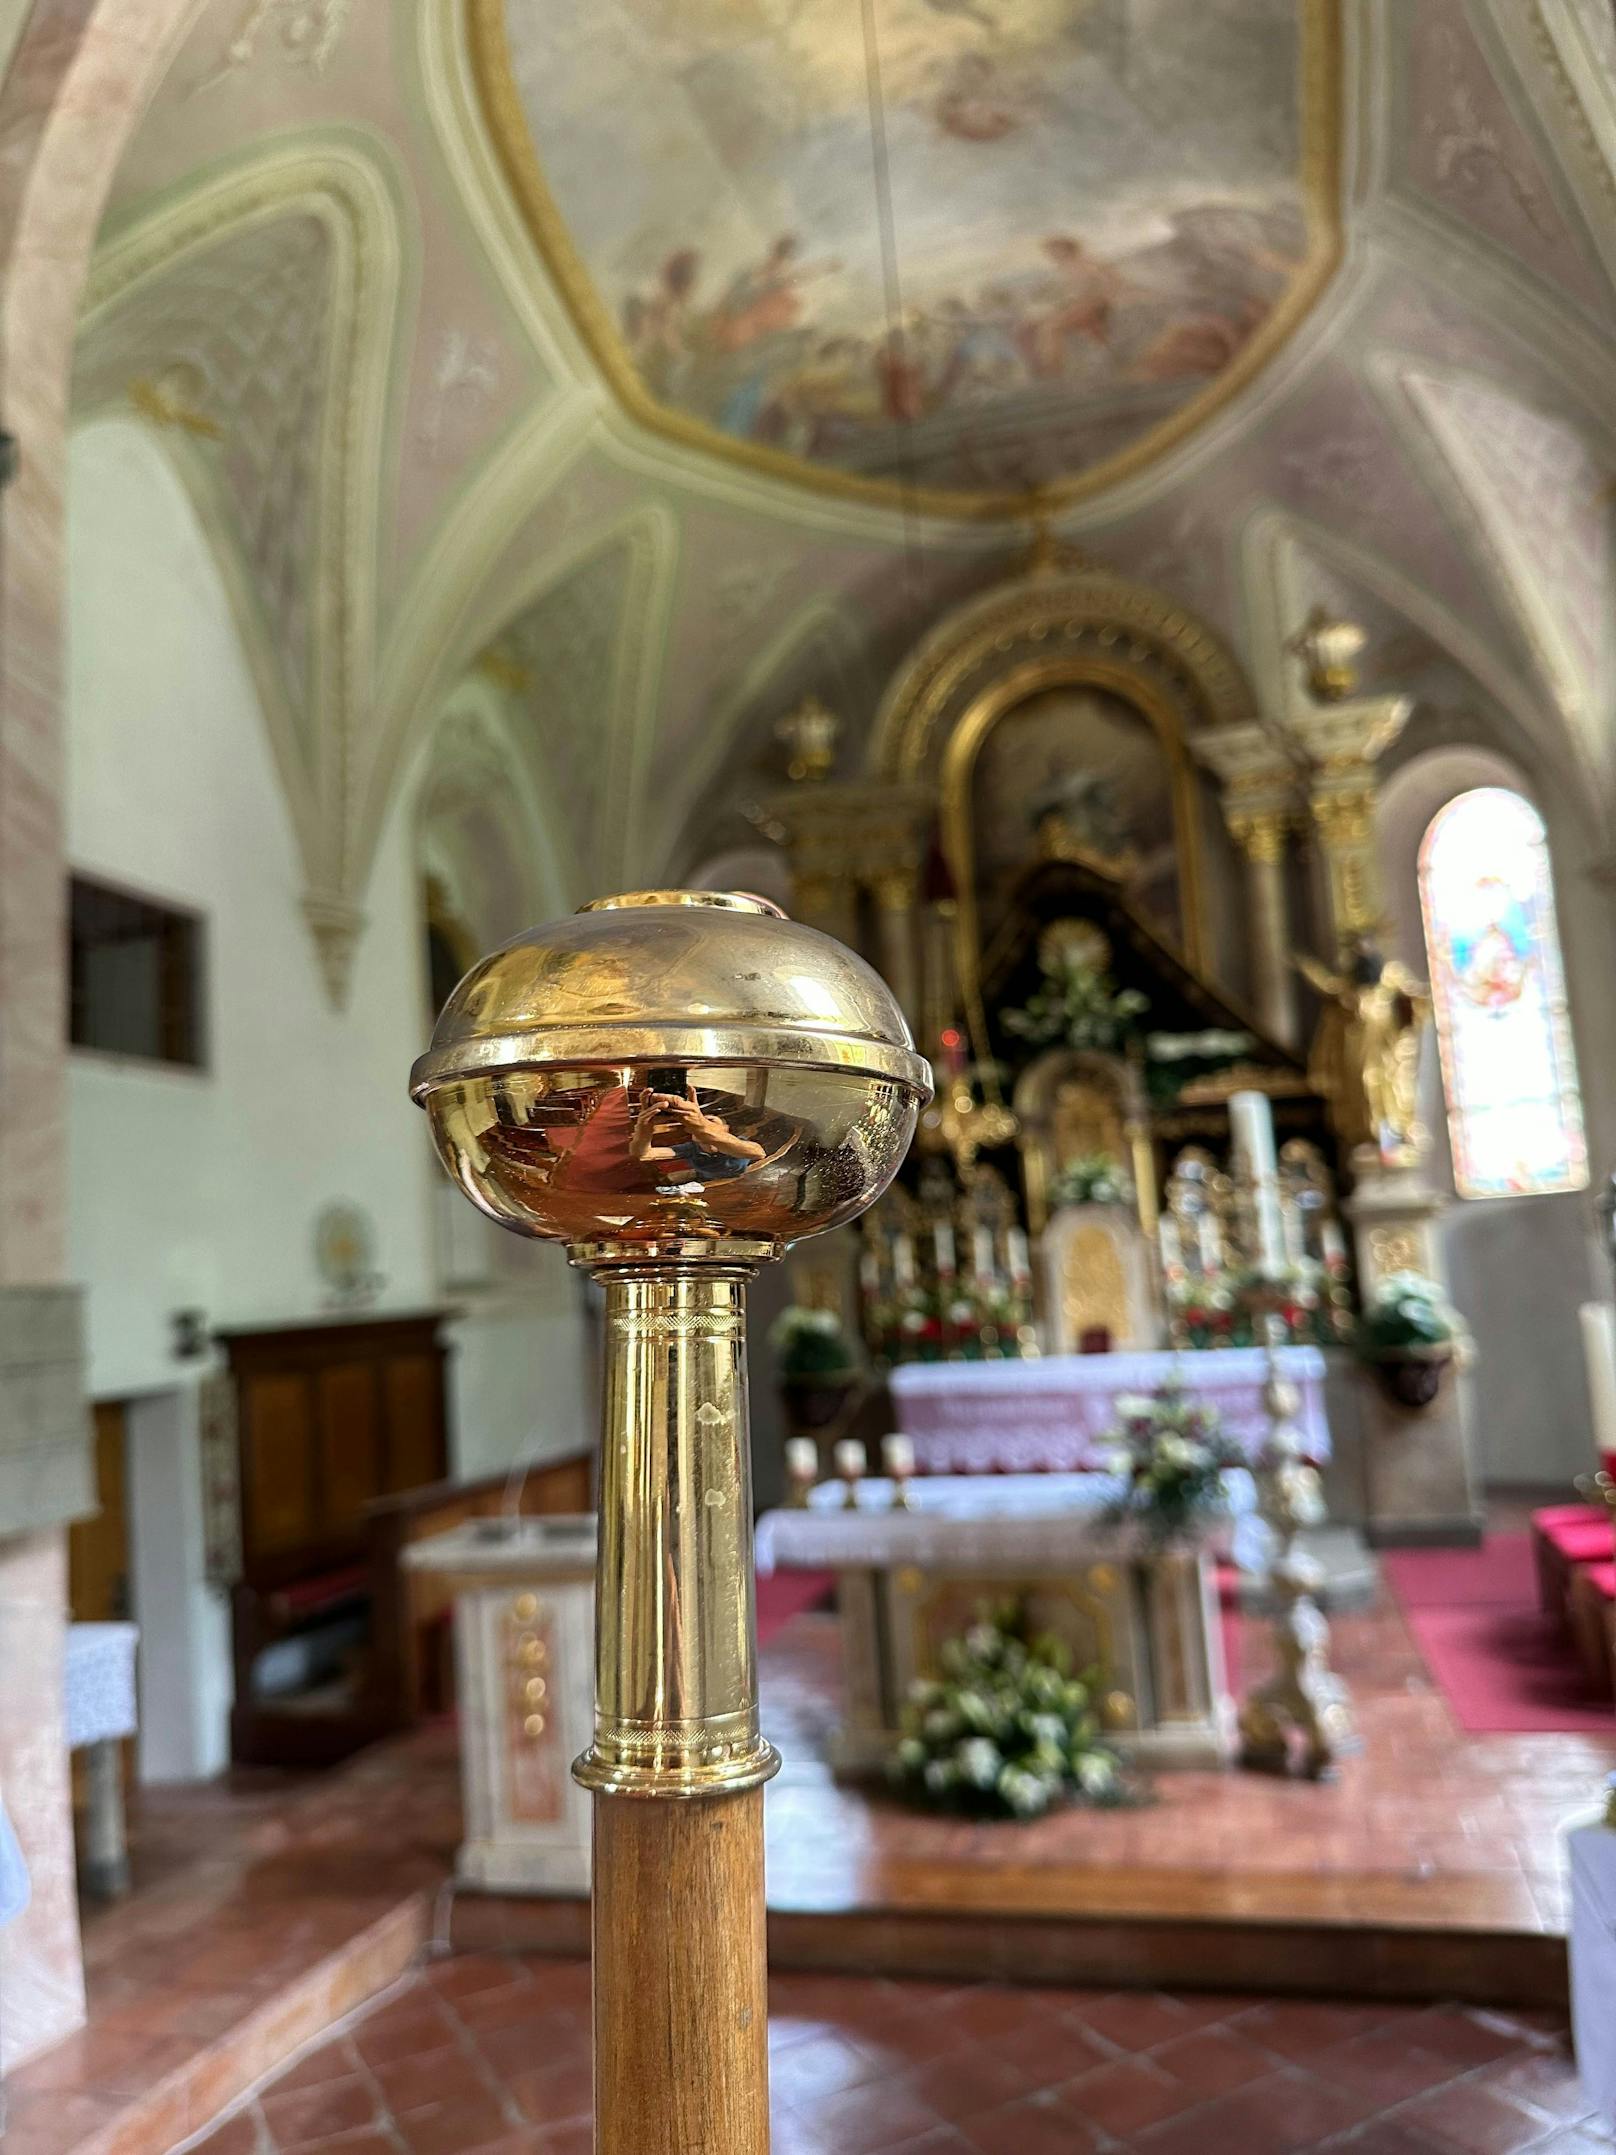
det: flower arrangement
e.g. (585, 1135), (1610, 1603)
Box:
(1001, 954), (1149, 1056)
(889, 1604), (1122, 1820)
(768, 1304), (856, 1380)
(1047, 1153), (1134, 1210)
(1355, 1270), (1459, 1359)
(1101, 1384), (1248, 1544)
(1141, 1027), (1257, 1104)
(1162, 1260), (1350, 1352)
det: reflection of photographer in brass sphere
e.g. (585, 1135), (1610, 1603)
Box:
(630, 1067), (768, 1186)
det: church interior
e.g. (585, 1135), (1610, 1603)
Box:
(8, 2), (1616, 2151)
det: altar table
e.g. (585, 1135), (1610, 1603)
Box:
(406, 1516), (595, 1893)
(890, 1345), (1329, 1475)
(757, 1476), (1233, 1771)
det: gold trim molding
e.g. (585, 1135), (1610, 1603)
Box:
(464, 0), (1345, 521)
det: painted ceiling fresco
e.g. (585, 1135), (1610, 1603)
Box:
(475, 0), (1341, 508)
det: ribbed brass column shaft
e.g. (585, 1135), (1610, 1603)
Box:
(573, 1249), (780, 1800)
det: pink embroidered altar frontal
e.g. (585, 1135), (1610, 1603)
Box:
(889, 1346), (1330, 1474)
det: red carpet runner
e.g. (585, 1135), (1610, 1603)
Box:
(1382, 1534), (1615, 1734)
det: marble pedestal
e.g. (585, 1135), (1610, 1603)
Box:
(1344, 1159), (1483, 1545)
(405, 1517), (595, 1895)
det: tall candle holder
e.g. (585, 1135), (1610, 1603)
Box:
(410, 890), (929, 2155)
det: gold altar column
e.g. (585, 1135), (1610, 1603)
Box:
(761, 778), (933, 1025)
(1192, 727), (1299, 1046)
(409, 891), (928, 2155)
(1286, 695), (1412, 955)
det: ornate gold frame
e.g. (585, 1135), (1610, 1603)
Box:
(939, 654), (1210, 980)
(464, 0), (1345, 520)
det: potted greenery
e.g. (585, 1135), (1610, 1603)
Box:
(768, 1304), (859, 1431)
(888, 1604), (1124, 1820)
(1356, 1270), (1460, 1409)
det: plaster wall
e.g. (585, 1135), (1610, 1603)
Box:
(61, 417), (591, 1774)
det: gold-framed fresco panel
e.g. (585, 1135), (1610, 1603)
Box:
(941, 654), (1210, 985)
(464, 0), (1345, 521)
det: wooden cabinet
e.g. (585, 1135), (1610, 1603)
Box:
(218, 1311), (451, 1765)
(221, 1312), (450, 1590)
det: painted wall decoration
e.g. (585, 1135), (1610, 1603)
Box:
(972, 685), (1181, 945)
(472, 0), (1342, 509)
(1418, 787), (1587, 1201)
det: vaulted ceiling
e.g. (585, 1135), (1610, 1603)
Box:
(71, 0), (1616, 960)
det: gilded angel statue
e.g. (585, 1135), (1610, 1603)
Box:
(1294, 940), (1432, 1165)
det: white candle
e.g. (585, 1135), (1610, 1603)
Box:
(834, 1438), (866, 1480)
(1231, 1090), (1285, 1276)
(972, 1226), (994, 1280)
(892, 1234), (916, 1290)
(1006, 1227), (1031, 1284)
(785, 1437), (819, 1481)
(1230, 1091), (1278, 1181)
(881, 1433), (915, 1478)
(933, 1222), (956, 1275)
(1581, 1303), (1616, 1464)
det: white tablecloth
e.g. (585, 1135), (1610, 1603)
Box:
(889, 1346), (1329, 1473)
(63, 1622), (138, 1750)
(758, 1473), (1126, 1574)
(1571, 1823), (1616, 2123)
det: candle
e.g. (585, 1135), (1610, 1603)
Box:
(834, 1438), (866, 1479)
(881, 1434), (915, 1477)
(892, 1234), (916, 1290)
(1581, 1303), (1616, 1466)
(1231, 1090), (1285, 1277)
(933, 1221), (956, 1275)
(785, 1437), (819, 1480)
(972, 1226), (994, 1280)
(1006, 1227), (1030, 1284)
(1229, 1091), (1278, 1181)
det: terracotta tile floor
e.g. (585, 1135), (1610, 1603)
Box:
(755, 1594), (1616, 1938)
(181, 1954), (1606, 2155)
(10, 1576), (1613, 2154)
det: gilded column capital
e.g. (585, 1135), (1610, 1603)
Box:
(1227, 807), (1290, 866)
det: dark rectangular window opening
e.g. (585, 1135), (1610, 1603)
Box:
(69, 875), (205, 1069)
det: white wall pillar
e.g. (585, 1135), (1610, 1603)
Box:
(126, 1384), (231, 1783)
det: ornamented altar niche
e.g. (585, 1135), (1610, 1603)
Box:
(757, 550), (1482, 1539)
(766, 553), (1344, 1363)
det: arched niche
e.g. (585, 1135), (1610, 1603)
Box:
(869, 562), (1258, 993)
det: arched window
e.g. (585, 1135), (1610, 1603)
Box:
(1417, 787), (1587, 1199)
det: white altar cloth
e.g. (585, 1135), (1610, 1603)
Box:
(1570, 1823), (1616, 2123)
(756, 1473), (1122, 1574)
(889, 1345), (1328, 1474)
(64, 1622), (138, 1750)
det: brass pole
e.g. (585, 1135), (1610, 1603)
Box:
(408, 888), (930, 2155)
(573, 1243), (778, 2155)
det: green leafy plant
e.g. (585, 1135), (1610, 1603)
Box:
(1001, 956), (1148, 1056)
(1355, 1270), (1459, 1358)
(889, 1604), (1123, 1820)
(1047, 1153), (1134, 1210)
(1101, 1384), (1248, 1545)
(768, 1304), (856, 1380)
(1141, 1027), (1257, 1104)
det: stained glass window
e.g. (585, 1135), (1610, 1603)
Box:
(1418, 787), (1587, 1200)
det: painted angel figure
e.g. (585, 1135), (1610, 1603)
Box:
(1295, 940), (1432, 1166)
